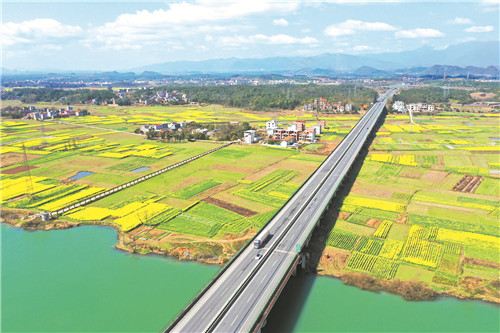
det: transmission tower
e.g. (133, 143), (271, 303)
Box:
(22, 143), (34, 199)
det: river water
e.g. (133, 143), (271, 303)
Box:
(2, 224), (499, 332)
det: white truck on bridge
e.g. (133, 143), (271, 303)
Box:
(254, 229), (270, 249)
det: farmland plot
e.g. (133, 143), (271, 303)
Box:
(319, 114), (500, 302)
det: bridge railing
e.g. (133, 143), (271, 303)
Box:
(250, 254), (301, 332)
(162, 111), (374, 330)
(247, 103), (387, 331)
(165, 98), (391, 331)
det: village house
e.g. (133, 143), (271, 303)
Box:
(266, 119), (279, 135)
(280, 136), (295, 147)
(393, 101), (406, 113)
(243, 130), (256, 144)
(407, 103), (435, 112)
(268, 119), (318, 144)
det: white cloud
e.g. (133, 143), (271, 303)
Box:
(395, 28), (445, 39)
(273, 18), (289, 26)
(2, 18), (82, 46)
(83, 0), (300, 50)
(465, 25), (494, 33)
(478, 1), (499, 12)
(352, 45), (373, 52)
(456, 36), (477, 43)
(220, 34), (319, 47)
(109, 1), (298, 26)
(447, 17), (472, 25)
(324, 20), (396, 37)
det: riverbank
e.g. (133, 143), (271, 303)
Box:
(2, 208), (498, 305)
(4, 222), (498, 333)
(312, 244), (500, 304)
(1, 208), (252, 266)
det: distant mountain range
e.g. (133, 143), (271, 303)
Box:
(2, 41), (498, 80)
(132, 41), (499, 75)
(2, 65), (498, 82)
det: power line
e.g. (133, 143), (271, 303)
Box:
(22, 143), (34, 199)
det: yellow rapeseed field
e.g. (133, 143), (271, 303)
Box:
(1, 176), (56, 202)
(40, 187), (105, 211)
(436, 229), (499, 250)
(67, 207), (113, 221)
(343, 196), (406, 213)
(113, 202), (170, 231)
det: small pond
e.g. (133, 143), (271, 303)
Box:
(131, 166), (151, 173)
(489, 137), (500, 141)
(68, 171), (94, 180)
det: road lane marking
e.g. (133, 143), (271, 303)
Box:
(168, 99), (389, 331)
(274, 249), (297, 255)
(231, 314), (239, 326)
(201, 310), (209, 319)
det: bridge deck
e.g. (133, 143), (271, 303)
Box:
(166, 91), (393, 333)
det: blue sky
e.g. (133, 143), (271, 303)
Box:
(2, 0), (499, 71)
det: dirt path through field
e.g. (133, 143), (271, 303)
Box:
(203, 197), (258, 217)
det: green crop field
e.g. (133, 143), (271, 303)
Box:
(320, 113), (500, 303)
(3, 103), (499, 301)
(1, 109), (329, 261)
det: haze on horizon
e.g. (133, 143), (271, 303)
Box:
(2, 0), (499, 71)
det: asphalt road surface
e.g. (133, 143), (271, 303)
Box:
(168, 91), (392, 333)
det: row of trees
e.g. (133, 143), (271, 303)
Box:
(4, 84), (378, 111)
(140, 129), (208, 142)
(135, 84), (378, 111)
(392, 87), (475, 105)
(137, 122), (253, 142)
(2, 88), (117, 105)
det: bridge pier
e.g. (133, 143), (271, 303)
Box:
(255, 318), (267, 333)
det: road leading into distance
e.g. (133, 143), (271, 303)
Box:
(167, 90), (394, 333)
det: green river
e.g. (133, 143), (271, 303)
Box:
(2, 224), (499, 332)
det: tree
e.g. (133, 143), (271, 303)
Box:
(146, 128), (158, 139)
(117, 98), (132, 106)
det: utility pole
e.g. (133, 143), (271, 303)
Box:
(22, 143), (34, 199)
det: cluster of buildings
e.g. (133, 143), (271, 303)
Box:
(464, 101), (500, 110)
(248, 120), (326, 147)
(303, 98), (352, 113)
(139, 90), (188, 105)
(392, 101), (435, 113)
(140, 120), (188, 133)
(23, 106), (88, 120)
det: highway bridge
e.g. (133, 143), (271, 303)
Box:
(165, 90), (395, 333)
